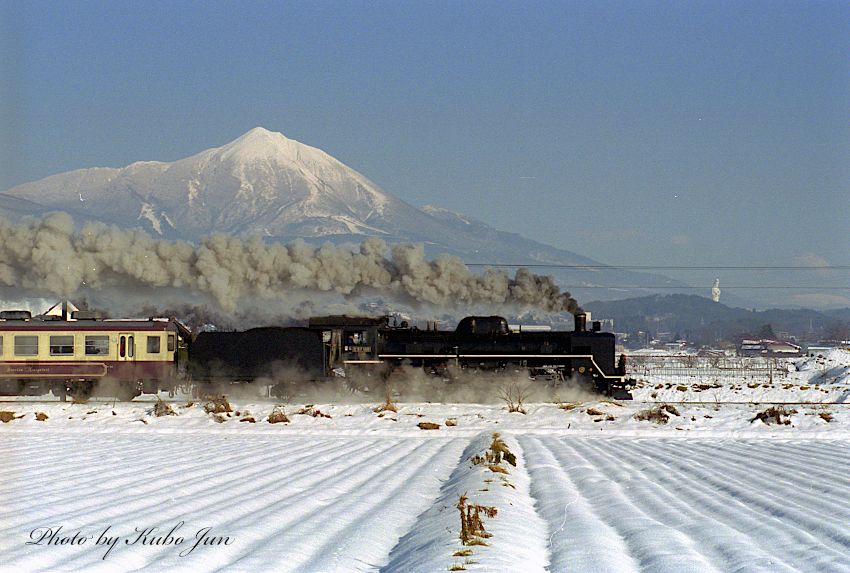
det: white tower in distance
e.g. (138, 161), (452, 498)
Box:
(711, 279), (721, 303)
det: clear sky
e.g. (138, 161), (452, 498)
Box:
(2, 1), (848, 305)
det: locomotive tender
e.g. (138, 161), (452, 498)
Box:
(0, 307), (632, 400)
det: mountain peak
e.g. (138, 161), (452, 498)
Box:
(218, 127), (288, 159)
(214, 127), (333, 170)
(234, 126), (286, 143)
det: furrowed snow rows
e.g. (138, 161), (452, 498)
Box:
(520, 436), (850, 573)
(2, 417), (850, 572)
(0, 434), (468, 572)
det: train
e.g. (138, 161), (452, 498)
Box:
(0, 309), (190, 401)
(0, 307), (633, 401)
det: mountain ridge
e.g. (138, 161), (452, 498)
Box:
(3, 127), (686, 302)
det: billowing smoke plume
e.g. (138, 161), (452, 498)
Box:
(0, 213), (580, 315)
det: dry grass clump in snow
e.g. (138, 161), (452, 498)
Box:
(557, 401), (580, 411)
(374, 383), (398, 413)
(634, 404), (680, 424)
(0, 411), (17, 423)
(446, 418), (458, 426)
(457, 494), (497, 546)
(694, 383), (720, 391)
(471, 433), (517, 470)
(489, 433), (516, 467)
(35, 412), (48, 421)
(296, 405), (331, 418)
(498, 382), (528, 414)
(751, 406), (797, 425)
(418, 421), (441, 430)
(586, 407), (605, 416)
(268, 407), (289, 424)
(819, 412), (833, 423)
(204, 395), (232, 414)
(154, 398), (176, 417)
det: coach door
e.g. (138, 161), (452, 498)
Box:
(118, 333), (136, 362)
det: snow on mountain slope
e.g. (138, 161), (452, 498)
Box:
(4, 128), (434, 241)
(2, 128), (686, 301)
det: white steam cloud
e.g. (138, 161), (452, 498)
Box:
(0, 213), (580, 315)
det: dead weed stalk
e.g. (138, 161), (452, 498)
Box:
(457, 494), (497, 546)
(374, 382), (398, 414)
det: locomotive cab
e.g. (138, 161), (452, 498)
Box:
(455, 316), (510, 336)
(307, 316), (388, 370)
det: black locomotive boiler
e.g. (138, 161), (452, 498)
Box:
(188, 312), (633, 399)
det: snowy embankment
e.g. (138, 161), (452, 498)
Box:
(630, 348), (850, 404)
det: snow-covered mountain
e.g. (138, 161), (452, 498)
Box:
(2, 127), (685, 301)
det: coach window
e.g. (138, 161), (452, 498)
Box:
(85, 336), (109, 356)
(49, 336), (75, 356)
(147, 335), (161, 354)
(167, 334), (175, 352)
(14, 335), (38, 356)
(128, 336), (135, 358)
(0, 335), (3, 356)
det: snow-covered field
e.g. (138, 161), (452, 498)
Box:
(1, 351), (849, 572)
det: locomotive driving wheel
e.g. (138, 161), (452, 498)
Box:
(342, 363), (391, 394)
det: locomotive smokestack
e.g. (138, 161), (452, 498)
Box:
(574, 312), (587, 332)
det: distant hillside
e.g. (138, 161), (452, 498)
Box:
(584, 294), (848, 345)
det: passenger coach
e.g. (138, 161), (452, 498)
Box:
(0, 310), (186, 401)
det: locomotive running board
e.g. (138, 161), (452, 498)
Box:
(377, 353), (625, 381)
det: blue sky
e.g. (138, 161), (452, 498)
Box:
(2, 1), (848, 304)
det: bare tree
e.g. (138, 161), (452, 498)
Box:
(498, 382), (528, 414)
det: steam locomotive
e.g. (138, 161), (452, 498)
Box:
(0, 308), (633, 400)
(190, 312), (633, 399)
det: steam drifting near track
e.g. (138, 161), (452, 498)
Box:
(0, 213), (580, 315)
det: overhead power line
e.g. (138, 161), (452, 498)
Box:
(464, 263), (850, 271)
(557, 285), (850, 290)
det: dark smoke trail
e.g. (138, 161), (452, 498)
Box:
(0, 213), (580, 315)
